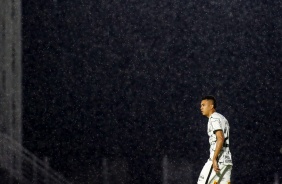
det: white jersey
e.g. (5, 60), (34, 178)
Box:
(207, 112), (232, 165)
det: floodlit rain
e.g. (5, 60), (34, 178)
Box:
(17, 0), (282, 183)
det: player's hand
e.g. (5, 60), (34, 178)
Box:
(212, 159), (220, 173)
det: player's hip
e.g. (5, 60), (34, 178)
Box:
(198, 160), (232, 184)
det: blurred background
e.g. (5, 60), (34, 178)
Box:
(1, 0), (282, 183)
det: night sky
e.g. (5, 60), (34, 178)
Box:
(22, 0), (282, 183)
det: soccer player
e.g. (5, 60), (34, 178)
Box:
(197, 96), (232, 184)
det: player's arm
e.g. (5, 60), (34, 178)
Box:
(212, 130), (224, 172)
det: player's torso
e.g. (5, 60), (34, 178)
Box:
(207, 113), (229, 144)
(207, 112), (232, 165)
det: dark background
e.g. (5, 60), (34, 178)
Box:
(22, 0), (282, 183)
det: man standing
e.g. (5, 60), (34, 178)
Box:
(197, 96), (232, 184)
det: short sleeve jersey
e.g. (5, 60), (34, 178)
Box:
(208, 112), (232, 165)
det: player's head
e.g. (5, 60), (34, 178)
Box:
(200, 95), (216, 117)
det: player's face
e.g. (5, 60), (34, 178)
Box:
(200, 100), (214, 117)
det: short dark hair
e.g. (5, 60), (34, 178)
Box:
(202, 95), (217, 109)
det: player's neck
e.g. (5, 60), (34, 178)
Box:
(207, 110), (216, 118)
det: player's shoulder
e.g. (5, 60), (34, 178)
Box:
(210, 112), (225, 120)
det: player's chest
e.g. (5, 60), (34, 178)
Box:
(207, 122), (214, 136)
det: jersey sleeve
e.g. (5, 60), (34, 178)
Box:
(210, 117), (222, 133)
